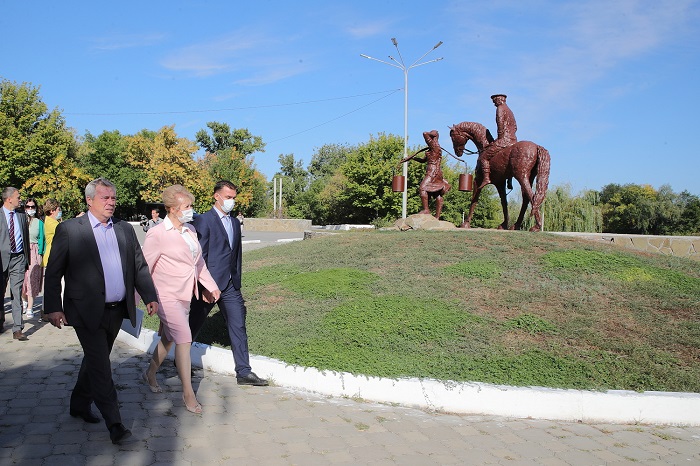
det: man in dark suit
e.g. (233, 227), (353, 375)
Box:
(1, 187), (30, 339)
(45, 178), (158, 445)
(189, 180), (268, 386)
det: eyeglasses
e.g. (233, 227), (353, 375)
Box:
(25, 204), (36, 208)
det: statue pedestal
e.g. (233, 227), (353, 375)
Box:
(394, 214), (457, 231)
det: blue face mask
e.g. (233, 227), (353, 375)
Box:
(56, 210), (62, 220)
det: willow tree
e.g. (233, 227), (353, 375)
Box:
(511, 184), (602, 232)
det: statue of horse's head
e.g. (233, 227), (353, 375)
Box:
(449, 124), (470, 158)
(450, 122), (490, 156)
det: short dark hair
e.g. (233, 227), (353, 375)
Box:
(214, 180), (238, 194)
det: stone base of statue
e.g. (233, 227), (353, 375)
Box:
(394, 214), (457, 231)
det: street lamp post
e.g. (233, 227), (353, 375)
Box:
(361, 38), (443, 218)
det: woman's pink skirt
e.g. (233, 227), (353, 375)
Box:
(22, 243), (44, 298)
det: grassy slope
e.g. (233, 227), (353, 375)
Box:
(144, 230), (700, 392)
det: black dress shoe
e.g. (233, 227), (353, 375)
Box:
(109, 423), (132, 445)
(70, 408), (100, 424)
(236, 372), (269, 386)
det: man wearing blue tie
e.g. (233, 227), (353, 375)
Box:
(189, 180), (268, 386)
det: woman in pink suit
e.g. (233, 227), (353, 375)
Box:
(142, 185), (220, 414)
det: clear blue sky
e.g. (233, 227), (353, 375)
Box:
(2, 0), (698, 195)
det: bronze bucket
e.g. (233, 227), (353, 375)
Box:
(392, 175), (405, 192)
(458, 173), (473, 191)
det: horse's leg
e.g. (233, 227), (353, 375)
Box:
(459, 186), (482, 228)
(512, 177), (532, 230)
(526, 171), (542, 232)
(496, 184), (509, 230)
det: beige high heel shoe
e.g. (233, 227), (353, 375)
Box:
(182, 394), (202, 414)
(142, 371), (163, 393)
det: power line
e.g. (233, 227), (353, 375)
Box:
(64, 89), (402, 116)
(267, 89), (401, 143)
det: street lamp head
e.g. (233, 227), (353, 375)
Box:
(391, 37), (398, 46)
(434, 41), (443, 49)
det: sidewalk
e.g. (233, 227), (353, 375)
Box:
(2, 305), (700, 464)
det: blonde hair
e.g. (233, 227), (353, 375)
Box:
(162, 185), (194, 210)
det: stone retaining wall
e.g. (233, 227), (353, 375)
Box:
(243, 218), (312, 232)
(551, 232), (700, 261)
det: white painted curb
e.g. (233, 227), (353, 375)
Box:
(117, 327), (700, 426)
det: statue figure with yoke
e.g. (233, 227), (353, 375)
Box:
(399, 130), (451, 220)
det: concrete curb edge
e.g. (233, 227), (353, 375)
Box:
(117, 327), (700, 426)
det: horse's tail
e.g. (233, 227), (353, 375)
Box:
(532, 146), (550, 209)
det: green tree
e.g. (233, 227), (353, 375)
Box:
(334, 133), (406, 225)
(300, 143), (354, 225)
(599, 183), (685, 234)
(677, 191), (700, 235)
(78, 130), (143, 217)
(0, 79), (78, 191)
(195, 121), (265, 156)
(196, 121), (268, 216)
(274, 153), (309, 218)
(126, 126), (210, 212)
(513, 184), (603, 232)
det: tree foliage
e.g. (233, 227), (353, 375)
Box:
(126, 125), (211, 212)
(0, 79), (90, 215)
(195, 121), (268, 216)
(78, 130), (144, 216)
(195, 121), (265, 156)
(273, 153), (309, 218)
(512, 184), (603, 232)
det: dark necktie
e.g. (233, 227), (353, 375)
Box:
(9, 211), (17, 253)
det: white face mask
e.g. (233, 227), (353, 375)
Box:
(26, 209), (36, 217)
(220, 198), (235, 213)
(178, 208), (194, 223)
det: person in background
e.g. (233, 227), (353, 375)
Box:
(21, 198), (44, 319)
(40, 198), (62, 322)
(1, 187), (30, 339)
(142, 207), (163, 232)
(141, 185), (220, 415)
(236, 212), (244, 236)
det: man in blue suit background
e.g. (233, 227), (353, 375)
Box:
(189, 180), (268, 386)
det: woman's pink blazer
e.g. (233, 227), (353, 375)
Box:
(142, 220), (218, 302)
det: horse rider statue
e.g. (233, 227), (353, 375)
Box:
(479, 94), (518, 188)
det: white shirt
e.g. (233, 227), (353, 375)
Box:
(164, 216), (198, 260)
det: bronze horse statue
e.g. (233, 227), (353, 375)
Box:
(449, 121), (550, 232)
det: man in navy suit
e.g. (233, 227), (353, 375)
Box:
(189, 180), (268, 386)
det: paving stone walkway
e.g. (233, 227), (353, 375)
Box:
(1, 310), (700, 465)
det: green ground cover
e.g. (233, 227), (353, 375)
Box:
(143, 230), (700, 392)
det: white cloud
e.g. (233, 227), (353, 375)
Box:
(90, 33), (166, 51)
(346, 20), (393, 39)
(159, 29), (312, 85)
